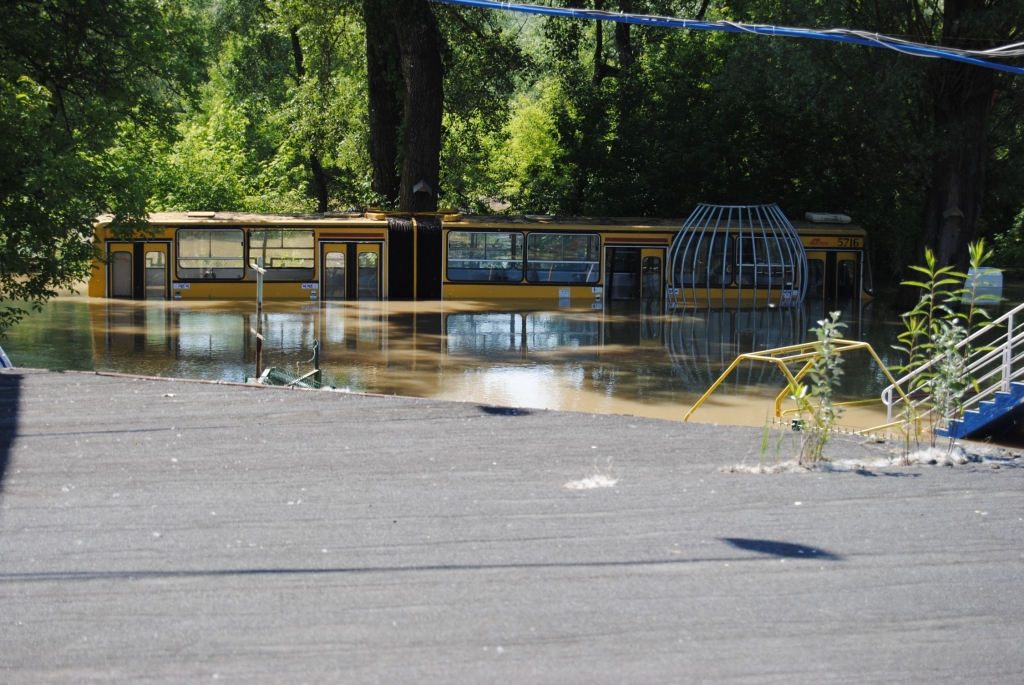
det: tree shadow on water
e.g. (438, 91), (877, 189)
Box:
(721, 538), (841, 561)
(0, 373), (20, 498)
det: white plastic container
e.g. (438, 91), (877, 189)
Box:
(962, 267), (1002, 304)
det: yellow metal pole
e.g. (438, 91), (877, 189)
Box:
(774, 359), (814, 418)
(683, 354), (751, 421)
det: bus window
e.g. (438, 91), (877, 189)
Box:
(526, 233), (600, 284)
(736, 235), (788, 287)
(248, 230), (315, 281)
(177, 229), (245, 280)
(111, 251), (132, 298)
(357, 251), (379, 299)
(447, 231), (523, 282)
(607, 248), (640, 300)
(324, 251), (346, 300)
(145, 251), (167, 299)
(680, 234), (732, 287)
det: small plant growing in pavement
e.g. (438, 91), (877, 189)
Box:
(892, 240), (1000, 452)
(758, 413), (771, 472)
(790, 311), (846, 465)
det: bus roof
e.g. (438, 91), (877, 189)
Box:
(93, 212), (868, 235)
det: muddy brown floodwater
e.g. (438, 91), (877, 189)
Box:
(1, 294), (1008, 433)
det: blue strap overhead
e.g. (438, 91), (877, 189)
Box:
(429, 0), (1024, 76)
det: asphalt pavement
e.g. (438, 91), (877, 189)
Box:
(1, 368), (1022, 684)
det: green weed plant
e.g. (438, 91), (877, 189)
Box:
(790, 311), (847, 465)
(892, 240), (1000, 451)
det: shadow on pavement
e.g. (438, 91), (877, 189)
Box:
(1, 550), (841, 583)
(478, 405), (532, 416)
(0, 373), (20, 496)
(721, 537), (841, 561)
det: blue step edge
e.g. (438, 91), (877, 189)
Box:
(936, 383), (1024, 439)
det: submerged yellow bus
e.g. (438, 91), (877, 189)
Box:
(88, 206), (872, 306)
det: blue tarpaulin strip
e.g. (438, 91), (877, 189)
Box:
(429, 0), (1024, 76)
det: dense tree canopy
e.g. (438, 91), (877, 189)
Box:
(1, 0), (1022, 330)
(0, 0), (203, 330)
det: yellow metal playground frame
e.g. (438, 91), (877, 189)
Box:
(683, 340), (916, 434)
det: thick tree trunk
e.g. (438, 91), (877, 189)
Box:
(390, 0), (444, 213)
(290, 27), (329, 213)
(309, 154), (329, 214)
(364, 0), (402, 205)
(614, 0), (635, 70)
(900, 0), (997, 307)
(923, 0), (1001, 268)
(919, 64), (994, 272)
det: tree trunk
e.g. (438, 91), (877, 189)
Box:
(309, 154), (329, 214)
(900, 0), (997, 307)
(919, 65), (994, 272)
(390, 0), (444, 213)
(290, 26), (329, 213)
(922, 0), (1001, 269)
(614, 0), (635, 70)
(364, 0), (402, 205)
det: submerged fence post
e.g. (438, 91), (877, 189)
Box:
(313, 339), (321, 388)
(251, 257), (267, 380)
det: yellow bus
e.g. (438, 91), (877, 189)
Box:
(88, 207), (872, 305)
(90, 211), (391, 302)
(795, 220), (873, 301)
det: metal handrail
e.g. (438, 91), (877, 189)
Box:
(881, 301), (1024, 426)
(685, 339), (911, 428)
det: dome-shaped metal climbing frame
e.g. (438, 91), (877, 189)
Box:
(667, 204), (808, 308)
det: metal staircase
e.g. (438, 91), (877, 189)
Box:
(880, 302), (1024, 440)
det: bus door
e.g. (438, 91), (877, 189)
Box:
(108, 242), (134, 299)
(833, 251), (859, 300)
(805, 253), (825, 299)
(605, 247), (640, 300)
(356, 246), (381, 300)
(321, 243), (348, 301)
(320, 242), (382, 301)
(640, 248), (664, 302)
(821, 251), (860, 300)
(108, 241), (169, 300)
(143, 243), (169, 300)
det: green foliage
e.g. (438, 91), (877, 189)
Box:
(992, 209), (1024, 267)
(481, 0), (936, 273)
(790, 311), (846, 464)
(0, 0), (203, 333)
(3, 0), (1023, 334)
(436, 5), (533, 211)
(892, 240), (999, 448)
